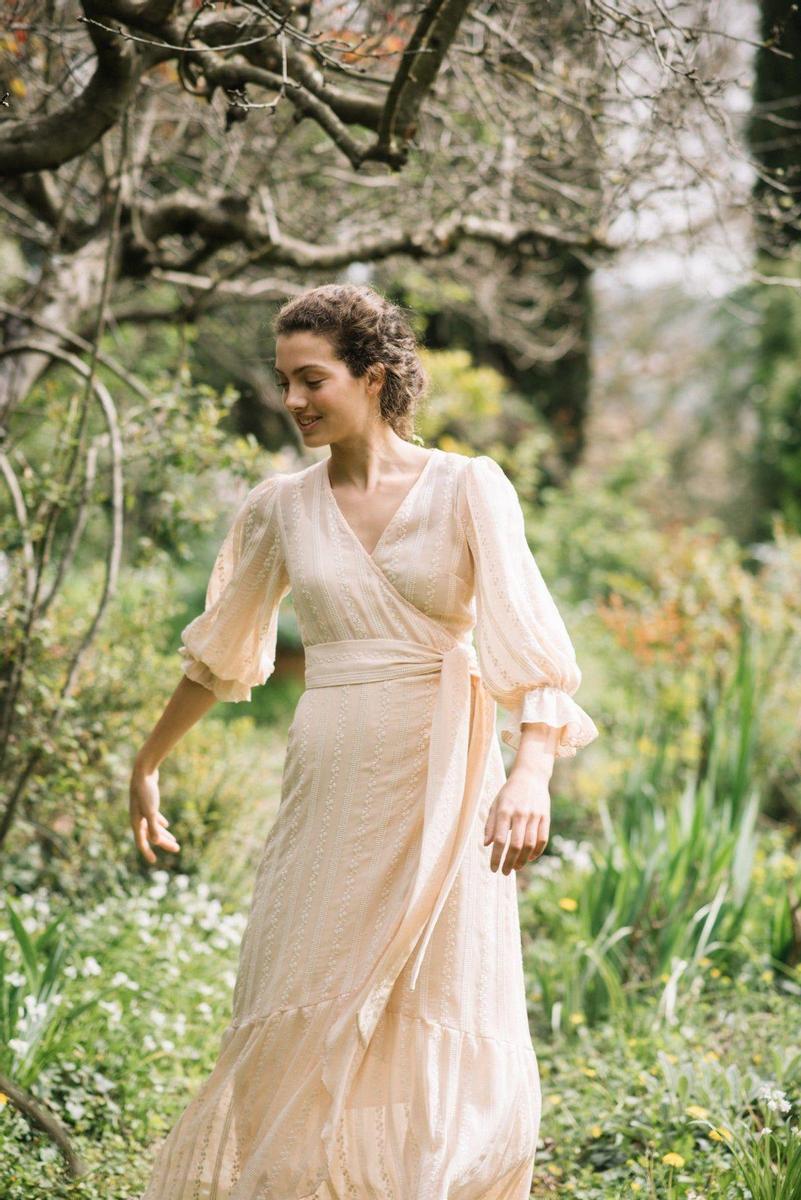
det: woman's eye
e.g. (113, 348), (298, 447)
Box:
(306, 380), (323, 388)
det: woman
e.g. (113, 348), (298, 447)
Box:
(131, 282), (599, 1200)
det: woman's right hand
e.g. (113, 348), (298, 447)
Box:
(129, 758), (181, 863)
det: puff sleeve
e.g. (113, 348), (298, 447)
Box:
(178, 475), (291, 703)
(459, 455), (599, 759)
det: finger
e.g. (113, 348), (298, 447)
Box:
(504, 813), (530, 874)
(490, 815), (511, 873)
(516, 814), (535, 866)
(483, 798), (497, 846)
(153, 826), (181, 851)
(518, 814), (537, 864)
(527, 814), (549, 863)
(147, 815), (180, 853)
(135, 817), (156, 864)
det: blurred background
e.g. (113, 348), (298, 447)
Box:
(1, 1), (800, 1196)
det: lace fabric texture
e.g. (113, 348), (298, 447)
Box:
(142, 449), (598, 1200)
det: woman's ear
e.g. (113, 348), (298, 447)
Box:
(367, 362), (386, 396)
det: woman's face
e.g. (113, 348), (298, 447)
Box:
(274, 331), (382, 444)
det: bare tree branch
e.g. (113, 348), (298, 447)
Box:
(0, 1), (140, 175)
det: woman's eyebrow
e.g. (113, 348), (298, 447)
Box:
(273, 362), (327, 375)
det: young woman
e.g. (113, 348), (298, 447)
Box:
(131, 282), (599, 1200)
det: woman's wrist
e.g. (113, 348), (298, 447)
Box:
(507, 722), (558, 781)
(133, 747), (160, 776)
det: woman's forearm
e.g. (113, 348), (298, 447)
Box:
(507, 721), (559, 781)
(134, 675), (219, 773)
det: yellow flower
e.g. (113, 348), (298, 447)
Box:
(780, 854), (796, 879)
(709, 1127), (733, 1142)
(710, 967), (721, 978)
(699, 956), (712, 967)
(582, 1067), (597, 1077)
(590, 1124), (602, 1137)
(569, 1011), (585, 1025)
(760, 970), (773, 983)
(0, 1093), (7, 1106)
(559, 897), (578, 911)
(664, 1053), (678, 1064)
(662, 1151), (685, 1168)
(704, 1050), (720, 1061)
(686, 1105), (709, 1120)
(752, 1053), (762, 1065)
(549, 1094), (562, 1105)
(630, 1182), (643, 1193)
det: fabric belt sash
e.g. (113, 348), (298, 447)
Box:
(303, 635), (497, 1163)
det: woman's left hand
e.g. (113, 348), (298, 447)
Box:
(483, 770), (551, 874)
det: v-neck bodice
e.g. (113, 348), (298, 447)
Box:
(178, 446), (599, 758)
(321, 448), (441, 562)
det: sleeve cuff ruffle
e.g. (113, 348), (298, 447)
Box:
(178, 646), (254, 703)
(499, 685), (600, 758)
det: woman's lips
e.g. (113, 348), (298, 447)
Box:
(297, 415), (322, 430)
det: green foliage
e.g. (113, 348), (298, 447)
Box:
(521, 682), (762, 1034)
(0, 871), (248, 1197)
(0, 896), (102, 1091)
(1, 550), (297, 896)
(527, 994), (801, 1197)
(415, 345), (556, 495)
(522, 431), (801, 829)
(749, 253), (801, 538)
(1, 353), (298, 880)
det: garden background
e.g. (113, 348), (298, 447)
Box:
(1, 2), (800, 1197)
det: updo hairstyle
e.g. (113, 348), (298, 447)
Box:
(272, 283), (429, 442)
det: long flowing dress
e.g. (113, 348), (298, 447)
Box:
(140, 446), (599, 1200)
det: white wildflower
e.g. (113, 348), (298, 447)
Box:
(756, 1084), (791, 1114)
(111, 971), (139, 991)
(98, 998), (122, 1024)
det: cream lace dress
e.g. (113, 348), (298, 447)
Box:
(140, 447), (598, 1200)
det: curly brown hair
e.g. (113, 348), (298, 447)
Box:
(272, 283), (430, 442)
